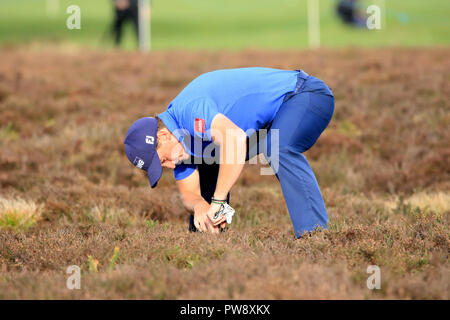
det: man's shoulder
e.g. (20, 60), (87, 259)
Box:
(170, 96), (217, 111)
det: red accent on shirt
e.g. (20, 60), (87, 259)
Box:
(194, 118), (205, 133)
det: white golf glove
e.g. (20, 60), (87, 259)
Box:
(213, 203), (235, 224)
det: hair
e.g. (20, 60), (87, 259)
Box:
(154, 114), (166, 149)
(154, 113), (166, 131)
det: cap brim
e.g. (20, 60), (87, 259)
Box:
(147, 151), (162, 188)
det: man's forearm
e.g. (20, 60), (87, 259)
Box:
(214, 163), (245, 200)
(213, 135), (246, 200)
(181, 191), (208, 213)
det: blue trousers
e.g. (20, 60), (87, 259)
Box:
(264, 70), (334, 238)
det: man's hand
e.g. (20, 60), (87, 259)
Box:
(206, 202), (228, 226)
(193, 202), (219, 234)
(177, 168), (228, 234)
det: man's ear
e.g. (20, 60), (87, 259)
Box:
(157, 128), (171, 142)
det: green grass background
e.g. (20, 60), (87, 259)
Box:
(0, 0), (449, 50)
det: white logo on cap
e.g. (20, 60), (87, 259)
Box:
(136, 159), (145, 169)
(145, 135), (154, 144)
(133, 156), (145, 169)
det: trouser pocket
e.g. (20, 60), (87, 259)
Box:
(307, 92), (334, 122)
(289, 93), (334, 152)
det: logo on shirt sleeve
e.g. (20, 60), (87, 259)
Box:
(194, 118), (205, 133)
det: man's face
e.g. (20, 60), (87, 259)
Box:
(156, 129), (190, 169)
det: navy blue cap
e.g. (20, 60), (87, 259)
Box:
(124, 117), (162, 188)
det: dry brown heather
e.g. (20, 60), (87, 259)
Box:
(0, 46), (448, 299)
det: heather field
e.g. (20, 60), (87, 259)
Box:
(0, 46), (448, 299)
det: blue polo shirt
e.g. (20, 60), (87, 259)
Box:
(158, 67), (298, 180)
